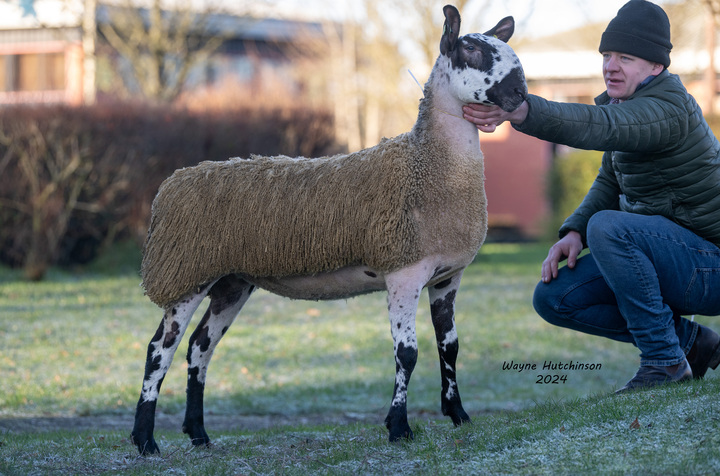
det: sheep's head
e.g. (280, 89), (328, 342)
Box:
(440, 5), (527, 112)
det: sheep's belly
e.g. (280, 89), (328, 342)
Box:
(243, 253), (471, 301)
(245, 266), (388, 301)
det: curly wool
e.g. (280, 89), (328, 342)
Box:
(141, 134), (429, 307)
(141, 83), (487, 308)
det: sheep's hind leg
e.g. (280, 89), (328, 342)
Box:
(131, 285), (214, 455)
(383, 267), (426, 442)
(183, 275), (255, 447)
(429, 272), (471, 427)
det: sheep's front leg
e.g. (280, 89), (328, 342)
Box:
(183, 275), (255, 447)
(131, 287), (212, 455)
(384, 269), (426, 442)
(428, 272), (470, 427)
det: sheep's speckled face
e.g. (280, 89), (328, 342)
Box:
(446, 33), (527, 112)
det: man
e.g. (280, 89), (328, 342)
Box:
(463, 0), (720, 392)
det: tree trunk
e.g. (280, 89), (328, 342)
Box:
(705, 7), (717, 116)
(82, 0), (97, 105)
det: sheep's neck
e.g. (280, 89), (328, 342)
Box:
(431, 104), (464, 121)
(423, 91), (481, 156)
(408, 69), (467, 122)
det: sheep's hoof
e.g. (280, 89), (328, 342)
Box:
(443, 400), (471, 427)
(190, 437), (212, 448)
(182, 422), (211, 447)
(385, 410), (414, 442)
(452, 414), (472, 427)
(388, 426), (414, 442)
(131, 431), (160, 456)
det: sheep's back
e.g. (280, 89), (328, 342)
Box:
(141, 136), (422, 307)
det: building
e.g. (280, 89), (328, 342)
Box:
(0, 1), (325, 105)
(0, 0), (84, 104)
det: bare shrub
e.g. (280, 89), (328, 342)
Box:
(0, 102), (336, 279)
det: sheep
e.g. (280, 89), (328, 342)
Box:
(131, 4), (527, 455)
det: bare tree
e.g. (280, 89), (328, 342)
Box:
(297, 1), (412, 152)
(18, 0), (232, 103)
(397, 0), (479, 71)
(361, 0), (421, 145)
(98, 0), (234, 102)
(386, 0), (537, 72)
(700, 0), (719, 115)
(83, 0), (97, 104)
(0, 118), (95, 280)
(702, 0), (720, 24)
(321, 20), (363, 152)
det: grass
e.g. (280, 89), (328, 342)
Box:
(1, 242), (719, 474)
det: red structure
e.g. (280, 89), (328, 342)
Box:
(481, 122), (553, 240)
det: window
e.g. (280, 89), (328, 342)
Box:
(0, 52), (65, 92)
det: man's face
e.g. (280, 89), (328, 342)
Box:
(602, 52), (664, 100)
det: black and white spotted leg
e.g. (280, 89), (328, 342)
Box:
(383, 268), (426, 442)
(428, 272), (470, 427)
(183, 275), (255, 447)
(131, 284), (215, 455)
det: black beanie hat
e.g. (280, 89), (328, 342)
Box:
(598, 0), (672, 67)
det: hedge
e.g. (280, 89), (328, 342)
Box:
(0, 102), (337, 280)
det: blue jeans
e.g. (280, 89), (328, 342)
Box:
(533, 210), (720, 366)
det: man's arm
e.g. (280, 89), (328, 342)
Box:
(465, 93), (687, 153)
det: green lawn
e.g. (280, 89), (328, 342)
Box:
(1, 242), (719, 474)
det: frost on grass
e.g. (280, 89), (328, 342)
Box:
(464, 381), (720, 474)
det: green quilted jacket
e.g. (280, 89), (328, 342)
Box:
(515, 69), (720, 248)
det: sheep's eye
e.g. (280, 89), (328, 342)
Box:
(466, 45), (475, 51)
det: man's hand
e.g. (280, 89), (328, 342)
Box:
(462, 101), (529, 133)
(541, 231), (583, 283)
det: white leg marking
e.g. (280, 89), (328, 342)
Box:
(141, 289), (211, 402)
(187, 287), (254, 385)
(385, 261), (435, 408)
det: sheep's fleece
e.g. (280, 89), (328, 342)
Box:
(142, 104), (485, 308)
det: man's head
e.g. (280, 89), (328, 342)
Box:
(602, 52), (664, 100)
(599, 0), (672, 100)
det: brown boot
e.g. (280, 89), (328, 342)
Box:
(616, 358), (692, 394)
(687, 324), (720, 379)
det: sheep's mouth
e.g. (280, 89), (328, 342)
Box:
(485, 67), (527, 112)
(501, 89), (527, 112)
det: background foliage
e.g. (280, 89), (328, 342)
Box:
(545, 149), (603, 237)
(0, 103), (337, 279)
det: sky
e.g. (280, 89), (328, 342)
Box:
(247, 0), (658, 77)
(256, 0), (639, 39)
(3, 0), (670, 39)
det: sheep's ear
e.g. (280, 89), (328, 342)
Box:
(440, 4), (461, 55)
(484, 16), (515, 43)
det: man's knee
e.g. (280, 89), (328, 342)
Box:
(587, 210), (621, 249)
(533, 280), (561, 326)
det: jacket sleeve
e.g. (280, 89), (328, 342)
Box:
(513, 93), (688, 154)
(558, 152), (620, 245)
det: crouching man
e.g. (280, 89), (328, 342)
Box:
(464, 0), (720, 392)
